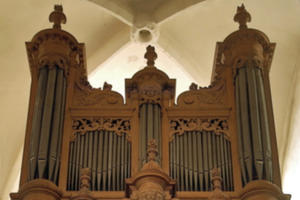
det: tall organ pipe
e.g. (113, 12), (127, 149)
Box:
(28, 66), (66, 184)
(170, 131), (233, 191)
(138, 103), (162, 168)
(235, 65), (273, 185)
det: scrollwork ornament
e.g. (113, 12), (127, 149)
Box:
(71, 118), (131, 141)
(179, 80), (226, 105)
(169, 118), (229, 141)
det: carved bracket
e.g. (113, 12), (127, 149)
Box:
(71, 118), (131, 141)
(169, 118), (229, 141)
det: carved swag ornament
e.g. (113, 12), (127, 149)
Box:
(71, 118), (131, 140)
(169, 118), (229, 140)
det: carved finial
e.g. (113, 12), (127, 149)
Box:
(147, 139), (158, 162)
(189, 82), (198, 90)
(80, 168), (91, 191)
(234, 4), (251, 30)
(209, 168), (230, 200)
(211, 168), (222, 190)
(103, 81), (112, 91)
(144, 45), (157, 66)
(49, 5), (67, 29)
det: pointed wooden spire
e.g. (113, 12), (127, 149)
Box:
(49, 5), (66, 29)
(234, 4), (251, 30)
(144, 45), (157, 66)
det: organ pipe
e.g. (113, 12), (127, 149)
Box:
(28, 66), (66, 184)
(235, 65), (273, 185)
(67, 131), (131, 191)
(170, 131), (234, 191)
(138, 103), (162, 168)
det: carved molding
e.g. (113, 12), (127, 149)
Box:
(26, 29), (85, 78)
(71, 118), (131, 140)
(125, 66), (176, 104)
(10, 179), (63, 200)
(169, 118), (229, 141)
(218, 29), (275, 75)
(240, 180), (291, 200)
(177, 80), (226, 106)
(72, 81), (124, 107)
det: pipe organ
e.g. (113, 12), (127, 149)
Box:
(10, 4), (291, 200)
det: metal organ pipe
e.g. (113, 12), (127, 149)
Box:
(67, 131), (131, 191)
(169, 131), (234, 191)
(28, 66), (66, 184)
(235, 65), (273, 185)
(138, 103), (162, 168)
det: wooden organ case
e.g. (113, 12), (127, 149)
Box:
(10, 4), (291, 200)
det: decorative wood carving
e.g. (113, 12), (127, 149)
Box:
(169, 118), (229, 140)
(71, 118), (131, 139)
(71, 168), (95, 200)
(26, 12), (85, 78)
(125, 140), (176, 200)
(209, 168), (230, 200)
(73, 80), (124, 107)
(80, 168), (91, 191)
(125, 46), (176, 105)
(177, 80), (226, 106)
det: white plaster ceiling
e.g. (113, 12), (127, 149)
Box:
(0, 0), (300, 199)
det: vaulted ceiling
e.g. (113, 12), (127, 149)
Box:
(1, 0), (300, 199)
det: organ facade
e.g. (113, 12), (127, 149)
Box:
(10, 4), (290, 200)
